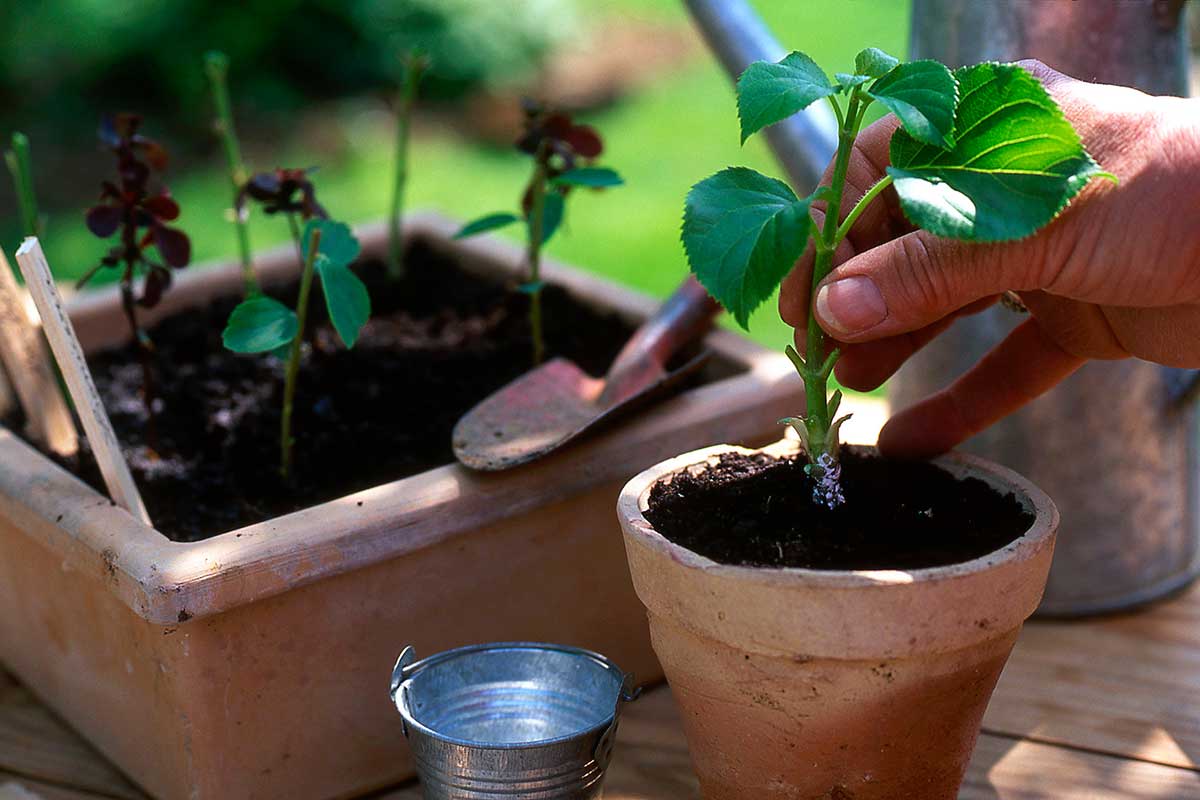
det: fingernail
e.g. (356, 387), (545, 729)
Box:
(815, 276), (887, 336)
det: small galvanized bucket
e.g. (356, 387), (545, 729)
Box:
(390, 642), (640, 799)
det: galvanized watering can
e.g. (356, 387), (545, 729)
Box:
(390, 642), (639, 799)
(687, 0), (1199, 615)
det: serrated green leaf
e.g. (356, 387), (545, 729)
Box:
(835, 73), (871, 91)
(302, 218), (361, 268)
(887, 62), (1105, 242)
(869, 60), (958, 147)
(552, 167), (624, 188)
(455, 212), (520, 239)
(316, 254), (371, 348)
(223, 296), (298, 353)
(855, 47), (900, 78)
(736, 52), (836, 144)
(534, 192), (565, 245)
(681, 167), (811, 329)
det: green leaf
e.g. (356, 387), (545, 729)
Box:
(681, 167), (812, 329)
(552, 167), (624, 188)
(223, 296), (298, 353)
(536, 192), (565, 245)
(303, 219), (361, 267)
(736, 52), (836, 143)
(887, 62), (1106, 242)
(868, 60), (958, 147)
(855, 47), (899, 78)
(316, 254), (371, 348)
(455, 212), (520, 239)
(835, 73), (871, 91)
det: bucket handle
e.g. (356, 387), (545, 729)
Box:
(390, 646), (417, 738)
(594, 672), (642, 765)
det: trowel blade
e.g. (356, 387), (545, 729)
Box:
(452, 351), (709, 471)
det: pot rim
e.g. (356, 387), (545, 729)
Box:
(391, 641), (626, 751)
(618, 439), (1059, 590)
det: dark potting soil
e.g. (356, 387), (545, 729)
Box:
(21, 240), (639, 542)
(644, 447), (1034, 570)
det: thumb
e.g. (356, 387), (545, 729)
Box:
(812, 229), (1047, 342)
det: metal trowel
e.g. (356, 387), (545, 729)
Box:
(453, 276), (721, 470)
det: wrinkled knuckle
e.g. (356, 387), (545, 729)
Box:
(1017, 58), (1068, 90)
(1041, 217), (1101, 296)
(1016, 58), (1050, 76)
(896, 234), (952, 316)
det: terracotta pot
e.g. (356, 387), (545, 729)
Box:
(617, 440), (1058, 800)
(0, 214), (801, 800)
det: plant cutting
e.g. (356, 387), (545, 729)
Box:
(619, 47), (1106, 800)
(5, 131), (41, 236)
(682, 47), (1109, 509)
(456, 104), (623, 364)
(204, 50), (259, 296)
(388, 49), (429, 279)
(221, 171), (369, 479)
(82, 113), (192, 435)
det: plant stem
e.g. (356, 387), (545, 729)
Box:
(287, 212), (304, 262)
(524, 145), (550, 366)
(387, 51), (427, 280)
(280, 225), (321, 480)
(801, 91), (862, 459)
(204, 51), (258, 296)
(119, 269), (159, 453)
(836, 175), (893, 244)
(5, 132), (39, 237)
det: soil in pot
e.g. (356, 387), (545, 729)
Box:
(643, 446), (1034, 570)
(7, 239), (654, 542)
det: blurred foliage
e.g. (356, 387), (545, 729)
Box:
(0, 0), (910, 361)
(0, 0), (575, 160)
(359, 0), (578, 97)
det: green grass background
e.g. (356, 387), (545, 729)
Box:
(30, 0), (910, 356)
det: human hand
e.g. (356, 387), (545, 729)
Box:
(779, 60), (1200, 458)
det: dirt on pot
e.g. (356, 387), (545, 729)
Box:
(9, 240), (637, 542)
(644, 446), (1034, 570)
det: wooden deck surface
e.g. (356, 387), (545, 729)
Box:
(3, 580), (1199, 799)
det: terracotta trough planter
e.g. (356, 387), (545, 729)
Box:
(618, 440), (1058, 800)
(0, 214), (798, 800)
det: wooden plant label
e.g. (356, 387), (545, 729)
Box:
(15, 239), (150, 525)
(0, 248), (77, 456)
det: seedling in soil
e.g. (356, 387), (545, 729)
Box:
(204, 50), (259, 296)
(221, 169), (369, 480)
(455, 104), (623, 365)
(388, 49), (430, 280)
(82, 114), (192, 438)
(5, 132), (41, 236)
(681, 49), (1110, 507)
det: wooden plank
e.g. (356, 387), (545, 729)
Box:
(0, 249), (76, 456)
(13, 239), (149, 525)
(961, 735), (1200, 799)
(0, 674), (145, 800)
(986, 583), (1200, 770)
(5, 658), (1197, 800)
(376, 687), (1200, 799)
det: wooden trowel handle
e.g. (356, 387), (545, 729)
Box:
(599, 276), (721, 406)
